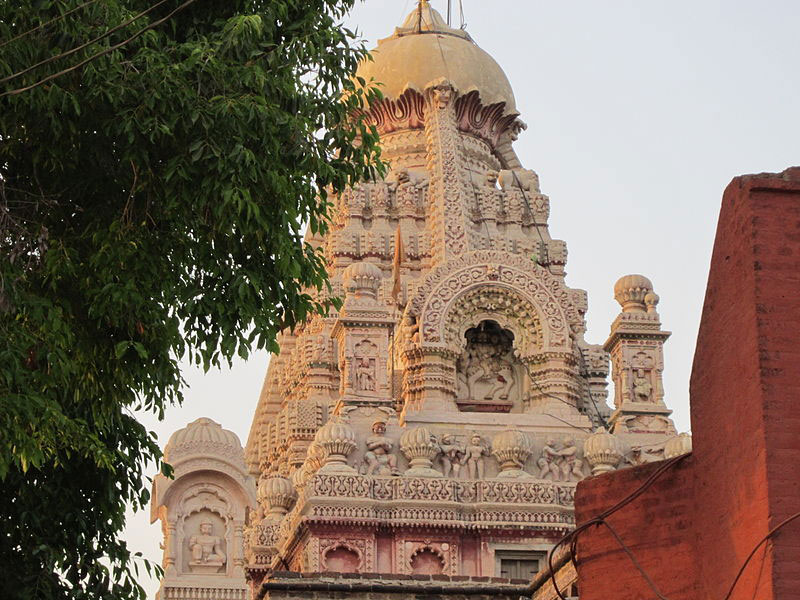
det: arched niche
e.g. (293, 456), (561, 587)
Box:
(322, 544), (362, 573)
(455, 320), (527, 413)
(410, 547), (445, 575)
(405, 251), (578, 356)
(400, 252), (583, 415)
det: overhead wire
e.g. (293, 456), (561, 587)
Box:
(0, 0), (173, 85)
(1, 0), (200, 98)
(721, 510), (800, 600)
(0, 0), (101, 50)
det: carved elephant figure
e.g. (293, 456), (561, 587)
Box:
(498, 168), (540, 194)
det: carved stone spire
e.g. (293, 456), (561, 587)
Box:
(424, 79), (471, 264)
(604, 275), (676, 435)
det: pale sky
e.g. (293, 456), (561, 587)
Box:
(124, 1), (800, 596)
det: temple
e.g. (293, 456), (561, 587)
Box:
(150, 3), (689, 599)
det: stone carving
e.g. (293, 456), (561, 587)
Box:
(537, 438), (562, 480)
(633, 372), (653, 402)
(188, 521), (226, 572)
(400, 426), (442, 477)
(583, 429), (623, 474)
(257, 474), (296, 521)
(537, 437), (587, 482)
(456, 321), (518, 411)
(492, 430), (533, 478)
(355, 357), (376, 392)
(463, 433), (489, 479)
(498, 168), (540, 193)
(362, 419), (399, 476)
(438, 434), (465, 478)
(314, 421), (358, 473)
(664, 432), (693, 459)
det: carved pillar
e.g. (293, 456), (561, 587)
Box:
(332, 262), (396, 411)
(524, 351), (582, 415)
(424, 79), (471, 265)
(604, 275), (674, 433)
(401, 347), (459, 418)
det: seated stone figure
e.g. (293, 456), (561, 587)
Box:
(189, 521), (226, 568)
(363, 420), (399, 476)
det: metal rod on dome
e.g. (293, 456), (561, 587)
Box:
(447, 0), (452, 26)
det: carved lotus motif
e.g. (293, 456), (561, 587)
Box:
(258, 474), (296, 519)
(664, 432), (692, 459)
(613, 274), (654, 313)
(400, 427), (441, 477)
(314, 421), (358, 473)
(583, 428), (623, 475)
(491, 430), (532, 478)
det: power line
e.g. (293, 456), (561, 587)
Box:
(0, 0), (172, 85)
(722, 510), (800, 600)
(0, 0), (101, 50)
(1, 0), (199, 98)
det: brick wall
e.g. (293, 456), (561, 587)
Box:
(574, 457), (700, 600)
(691, 167), (800, 599)
(572, 167), (800, 600)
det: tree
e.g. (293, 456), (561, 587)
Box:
(0, 1), (382, 598)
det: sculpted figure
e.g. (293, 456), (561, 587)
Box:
(432, 82), (454, 109)
(403, 315), (420, 346)
(486, 350), (515, 401)
(462, 433), (489, 479)
(355, 357), (376, 392)
(558, 437), (585, 481)
(439, 434), (464, 478)
(626, 446), (648, 467)
(537, 438), (562, 481)
(498, 168), (540, 193)
(364, 420), (399, 476)
(633, 370), (652, 402)
(189, 521), (226, 566)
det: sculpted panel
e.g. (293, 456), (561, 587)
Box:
(404, 251), (581, 353)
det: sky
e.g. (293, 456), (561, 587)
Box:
(124, 1), (800, 596)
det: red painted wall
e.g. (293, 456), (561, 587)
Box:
(574, 167), (800, 600)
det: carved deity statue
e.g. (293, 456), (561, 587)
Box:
(457, 322), (518, 408)
(462, 434), (489, 479)
(188, 521), (226, 567)
(632, 370), (652, 402)
(355, 357), (376, 392)
(439, 434), (465, 478)
(363, 420), (399, 476)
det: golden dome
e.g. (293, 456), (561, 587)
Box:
(356, 1), (517, 114)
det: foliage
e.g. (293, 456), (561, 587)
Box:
(0, 1), (382, 598)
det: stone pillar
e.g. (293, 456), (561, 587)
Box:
(604, 275), (674, 434)
(332, 261), (396, 410)
(423, 79), (471, 265)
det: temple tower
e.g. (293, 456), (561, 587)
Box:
(151, 3), (687, 598)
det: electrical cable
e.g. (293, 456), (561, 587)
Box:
(1, 0), (199, 98)
(0, 0), (101, 50)
(545, 454), (687, 600)
(0, 0), (173, 85)
(721, 510), (800, 600)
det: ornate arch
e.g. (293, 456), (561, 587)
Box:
(406, 251), (579, 354)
